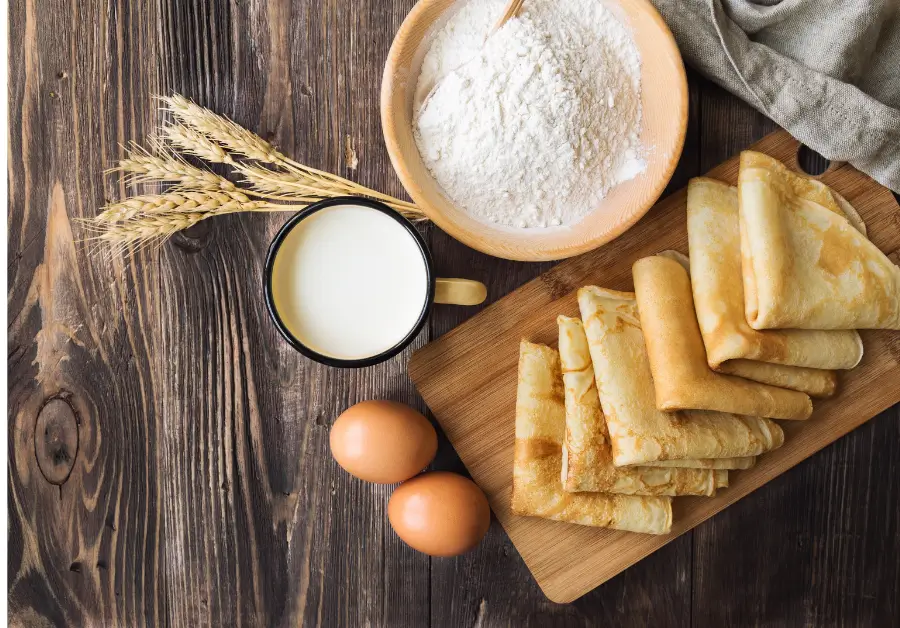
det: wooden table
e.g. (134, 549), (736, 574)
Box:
(8, 1), (900, 626)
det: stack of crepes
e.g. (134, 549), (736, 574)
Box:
(511, 151), (900, 536)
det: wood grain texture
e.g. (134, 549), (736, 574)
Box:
(7, 1), (900, 626)
(8, 0), (166, 626)
(408, 130), (900, 604)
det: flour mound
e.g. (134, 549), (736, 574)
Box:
(414, 0), (645, 229)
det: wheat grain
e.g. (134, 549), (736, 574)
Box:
(161, 124), (231, 164)
(111, 143), (235, 191)
(89, 94), (427, 250)
(159, 94), (423, 215)
(161, 94), (281, 163)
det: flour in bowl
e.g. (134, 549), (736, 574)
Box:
(414, 0), (645, 229)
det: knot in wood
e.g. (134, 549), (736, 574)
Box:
(34, 397), (79, 486)
(172, 220), (212, 253)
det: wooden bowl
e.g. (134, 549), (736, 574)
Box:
(381, 0), (688, 262)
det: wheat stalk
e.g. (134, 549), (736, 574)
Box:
(110, 142), (236, 191)
(159, 94), (422, 214)
(233, 163), (420, 218)
(87, 93), (426, 251)
(161, 94), (282, 163)
(83, 191), (308, 257)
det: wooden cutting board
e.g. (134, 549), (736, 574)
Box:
(408, 131), (900, 604)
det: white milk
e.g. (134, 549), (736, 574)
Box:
(270, 204), (429, 360)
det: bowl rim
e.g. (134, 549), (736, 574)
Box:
(380, 0), (689, 262)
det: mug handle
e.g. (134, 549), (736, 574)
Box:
(434, 278), (487, 306)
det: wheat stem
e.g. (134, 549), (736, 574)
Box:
(235, 163), (420, 216)
(158, 94), (423, 215)
(278, 161), (421, 210)
(89, 94), (428, 251)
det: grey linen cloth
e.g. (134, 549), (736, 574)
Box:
(650, 0), (900, 192)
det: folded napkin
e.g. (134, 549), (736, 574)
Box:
(651, 0), (900, 192)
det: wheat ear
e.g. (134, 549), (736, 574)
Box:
(161, 123), (232, 165)
(83, 191), (308, 251)
(159, 94), (423, 216)
(160, 94), (282, 163)
(109, 142), (236, 191)
(89, 190), (258, 224)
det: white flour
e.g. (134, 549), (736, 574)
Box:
(414, 0), (645, 229)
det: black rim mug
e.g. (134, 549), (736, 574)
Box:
(264, 196), (487, 368)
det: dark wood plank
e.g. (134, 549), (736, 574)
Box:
(692, 80), (900, 627)
(8, 0), (166, 626)
(425, 228), (556, 626)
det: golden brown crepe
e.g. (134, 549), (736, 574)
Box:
(578, 287), (785, 466)
(739, 151), (900, 330)
(511, 341), (673, 534)
(714, 470), (729, 488)
(632, 256), (813, 420)
(558, 316), (719, 496)
(686, 178), (863, 397)
(712, 359), (836, 398)
(662, 247), (840, 399)
(642, 457), (756, 470)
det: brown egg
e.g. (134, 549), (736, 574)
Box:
(388, 472), (491, 557)
(329, 400), (437, 484)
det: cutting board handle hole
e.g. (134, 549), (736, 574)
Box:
(796, 144), (831, 176)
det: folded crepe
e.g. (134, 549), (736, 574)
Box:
(558, 315), (719, 496)
(687, 178), (863, 397)
(511, 341), (672, 534)
(578, 287), (785, 466)
(711, 359), (836, 398)
(632, 256), (813, 420)
(643, 457), (755, 470)
(739, 151), (900, 330)
(714, 470), (729, 488)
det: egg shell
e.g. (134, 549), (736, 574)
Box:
(329, 400), (437, 484)
(388, 472), (491, 557)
